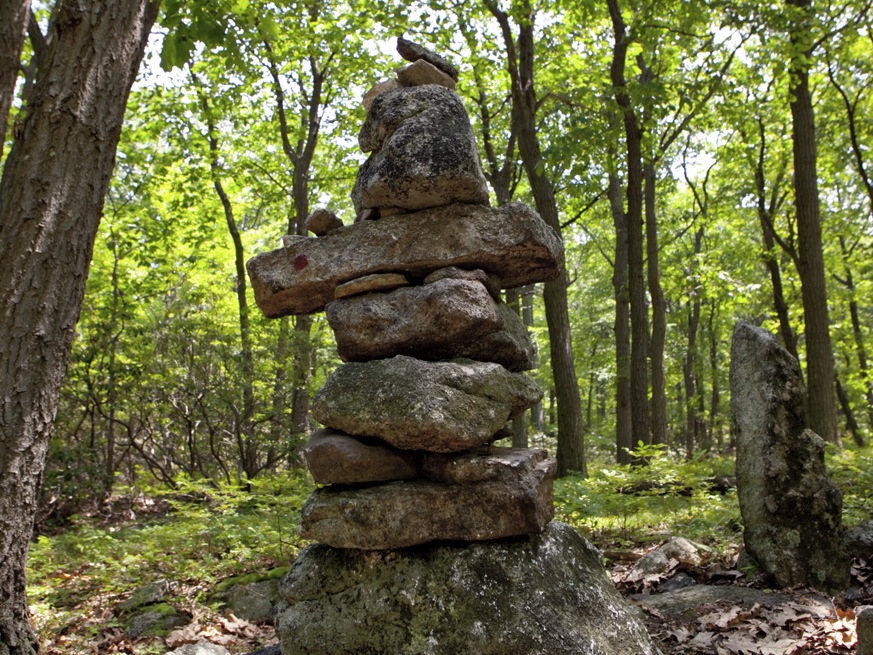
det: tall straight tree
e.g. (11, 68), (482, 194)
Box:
(0, 1), (160, 651)
(606, 0), (650, 451)
(784, 0), (841, 445)
(484, 0), (587, 476)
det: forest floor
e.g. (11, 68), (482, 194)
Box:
(26, 450), (872, 655)
(608, 537), (868, 654)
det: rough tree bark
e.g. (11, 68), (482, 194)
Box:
(0, 0), (30, 158)
(608, 167), (633, 464)
(785, 0), (841, 446)
(0, 1), (159, 652)
(644, 160), (667, 446)
(485, 0), (587, 476)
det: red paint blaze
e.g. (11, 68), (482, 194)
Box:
(294, 254), (309, 270)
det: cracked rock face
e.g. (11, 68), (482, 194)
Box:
(352, 85), (489, 212)
(311, 355), (542, 452)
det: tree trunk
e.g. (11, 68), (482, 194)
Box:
(753, 119), (798, 360)
(835, 375), (865, 447)
(838, 235), (873, 433)
(608, 0), (650, 450)
(683, 231), (703, 459)
(485, 0), (586, 476)
(0, 2), (159, 652)
(608, 169), (633, 464)
(786, 0), (840, 446)
(200, 89), (258, 479)
(0, 0), (30, 158)
(644, 160), (667, 446)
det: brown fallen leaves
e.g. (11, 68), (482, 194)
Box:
(649, 600), (857, 655)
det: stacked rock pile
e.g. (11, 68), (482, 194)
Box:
(246, 37), (564, 551)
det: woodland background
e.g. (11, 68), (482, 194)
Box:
(3, 1), (873, 653)
(22, 0), (873, 516)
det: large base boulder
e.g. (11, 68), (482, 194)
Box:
(730, 322), (848, 592)
(277, 521), (659, 655)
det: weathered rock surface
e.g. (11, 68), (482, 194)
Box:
(397, 58), (456, 89)
(353, 85), (489, 211)
(362, 78), (401, 110)
(423, 265), (501, 299)
(858, 606), (873, 655)
(326, 277), (535, 370)
(333, 272), (409, 299)
(301, 428), (419, 485)
(420, 445), (553, 485)
(848, 519), (873, 559)
(167, 641), (231, 655)
(246, 201), (563, 317)
(300, 452), (555, 549)
(730, 321), (848, 592)
(631, 537), (708, 575)
(304, 208), (342, 236)
(311, 356), (542, 452)
(396, 36), (459, 81)
(278, 521), (658, 655)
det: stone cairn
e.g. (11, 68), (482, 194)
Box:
(247, 38), (658, 655)
(248, 37), (560, 550)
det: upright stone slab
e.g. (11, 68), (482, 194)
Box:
(729, 321), (848, 591)
(277, 521), (659, 655)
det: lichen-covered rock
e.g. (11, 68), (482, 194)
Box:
(301, 428), (419, 485)
(848, 519), (873, 559)
(167, 641), (231, 655)
(125, 603), (190, 637)
(277, 521), (659, 655)
(730, 321), (848, 592)
(326, 277), (535, 371)
(353, 85), (489, 211)
(858, 606), (873, 655)
(246, 201), (563, 317)
(362, 78), (401, 110)
(311, 356), (542, 452)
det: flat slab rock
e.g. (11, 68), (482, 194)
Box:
(311, 356), (542, 452)
(301, 428), (551, 487)
(278, 521), (659, 655)
(300, 452), (555, 549)
(245, 201), (562, 317)
(300, 428), (419, 485)
(326, 275), (536, 371)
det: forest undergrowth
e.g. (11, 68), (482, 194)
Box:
(26, 445), (873, 655)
